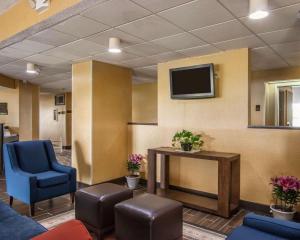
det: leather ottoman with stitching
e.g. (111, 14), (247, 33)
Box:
(115, 193), (183, 240)
(75, 183), (133, 239)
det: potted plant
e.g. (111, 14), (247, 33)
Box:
(270, 176), (300, 220)
(126, 154), (143, 190)
(172, 129), (204, 151)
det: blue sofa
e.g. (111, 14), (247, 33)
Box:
(0, 199), (46, 239)
(227, 213), (300, 240)
(3, 140), (76, 216)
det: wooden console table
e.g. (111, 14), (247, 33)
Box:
(147, 147), (240, 218)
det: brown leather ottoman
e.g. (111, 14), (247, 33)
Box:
(115, 193), (183, 240)
(75, 183), (133, 239)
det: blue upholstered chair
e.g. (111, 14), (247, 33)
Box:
(227, 213), (300, 240)
(3, 140), (76, 216)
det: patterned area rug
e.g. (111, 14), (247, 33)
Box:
(38, 210), (226, 240)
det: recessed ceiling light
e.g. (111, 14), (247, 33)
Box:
(26, 63), (40, 74)
(108, 37), (122, 53)
(249, 0), (269, 20)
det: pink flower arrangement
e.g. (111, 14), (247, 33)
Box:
(127, 154), (143, 176)
(270, 176), (300, 212)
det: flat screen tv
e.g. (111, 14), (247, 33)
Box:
(170, 63), (215, 99)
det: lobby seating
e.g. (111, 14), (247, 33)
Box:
(3, 140), (76, 216)
(115, 193), (183, 240)
(227, 213), (300, 240)
(0, 199), (46, 240)
(31, 220), (92, 240)
(75, 183), (133, 239)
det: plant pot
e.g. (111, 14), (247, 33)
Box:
(126, 175), (140, 190)
(180, 143), (193, 151)
(270, 205), (296, 221)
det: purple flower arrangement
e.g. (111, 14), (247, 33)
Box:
(127, 154), (143, 176)
(271, 176), (300, 212)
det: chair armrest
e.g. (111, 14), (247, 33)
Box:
(51, 161), (77, 192)
(51, 161), (76, 175)
(244, 213), (300, 240)
(6, 169), (37, 204)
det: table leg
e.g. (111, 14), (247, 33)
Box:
(231, 158), (240, 208)
(147, 149), (157, 194)
(160, 155), (169, 190)
(218, 160), (231, 218)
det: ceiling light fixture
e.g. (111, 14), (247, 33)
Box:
(108, 37), (122, 53)
(26, 63), (40, 74)
(249, 0), (269, 20)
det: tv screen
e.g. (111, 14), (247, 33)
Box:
(170, 64), (215, 99)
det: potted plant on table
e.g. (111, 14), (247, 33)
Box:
(126, 154), (143, 190)
(270, 176), (300, 220)
(172, 129), (204, 151)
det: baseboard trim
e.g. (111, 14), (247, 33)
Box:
(62, 146), (72, 150)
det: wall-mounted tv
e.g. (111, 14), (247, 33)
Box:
(170, 63), (215, 99)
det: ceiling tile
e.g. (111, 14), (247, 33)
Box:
(9, 40), (54, 53)
(151, 33), (206, 50)
(271, 41), (300, 56)
(53, 15), (109, 38)
(25, 54), (68, 66)
(241, 4), (300, 34)
(124, 42), (169, 56)
(158, 0), (234, 31)
(87, 29), (143, 47)
(132, 75), (156, 83)
(0, 55), (16, 66)
(148, 52), (185, 63)
(131, 0), (192, 12)
(41, 79), (71, 92)
(43, 47), (80, 61)
(214, 36), (265, 50)
(259, 27), (300, 45)
(251, 47), (289, 71)
(94, 51), (139, 63)
(117, 15), (182, 41)
(284, 52), (300, 66)
(176, 45), (220, 57)
(133, 65), (157, 78)
(0, 47), (35, 59)
(219, 0), (300, 18)
(120, 57), (157, 68)
(57, 40), (106, 57)
(82, 0), (151, 27)
(191, 20), (251, 43)
(28, 29), (78, 46)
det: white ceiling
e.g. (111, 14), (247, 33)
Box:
(0, 0), (300, 92)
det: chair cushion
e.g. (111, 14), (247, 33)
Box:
(227, 226), (287, 240)
(36, 171), (69, 188)
(32, 220), (92, 240)
(14, 141), (50, 173)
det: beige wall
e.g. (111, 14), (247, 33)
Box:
(0, 86), (19, 127)
(72, 62), (93, 184)
(92, 61), (132, 183)
(0, 0), (81, 41)
(65, 92), (72, 146)
(72, 61), (132, 184)
(18, 81), (40, 140)
(129, 49), (300, 207)
(132, 82), (157, 123)
(251, 66), (300, 125)
(39, 93), (67, 145)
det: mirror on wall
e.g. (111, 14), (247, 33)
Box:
(251, 78), (300, 128)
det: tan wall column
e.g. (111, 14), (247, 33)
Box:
(72, 61), (132, 185)
(18, 81), (40, 140)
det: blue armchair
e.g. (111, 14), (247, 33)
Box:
(3, 140), (76, 216)
(227, 213), (300, 240)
